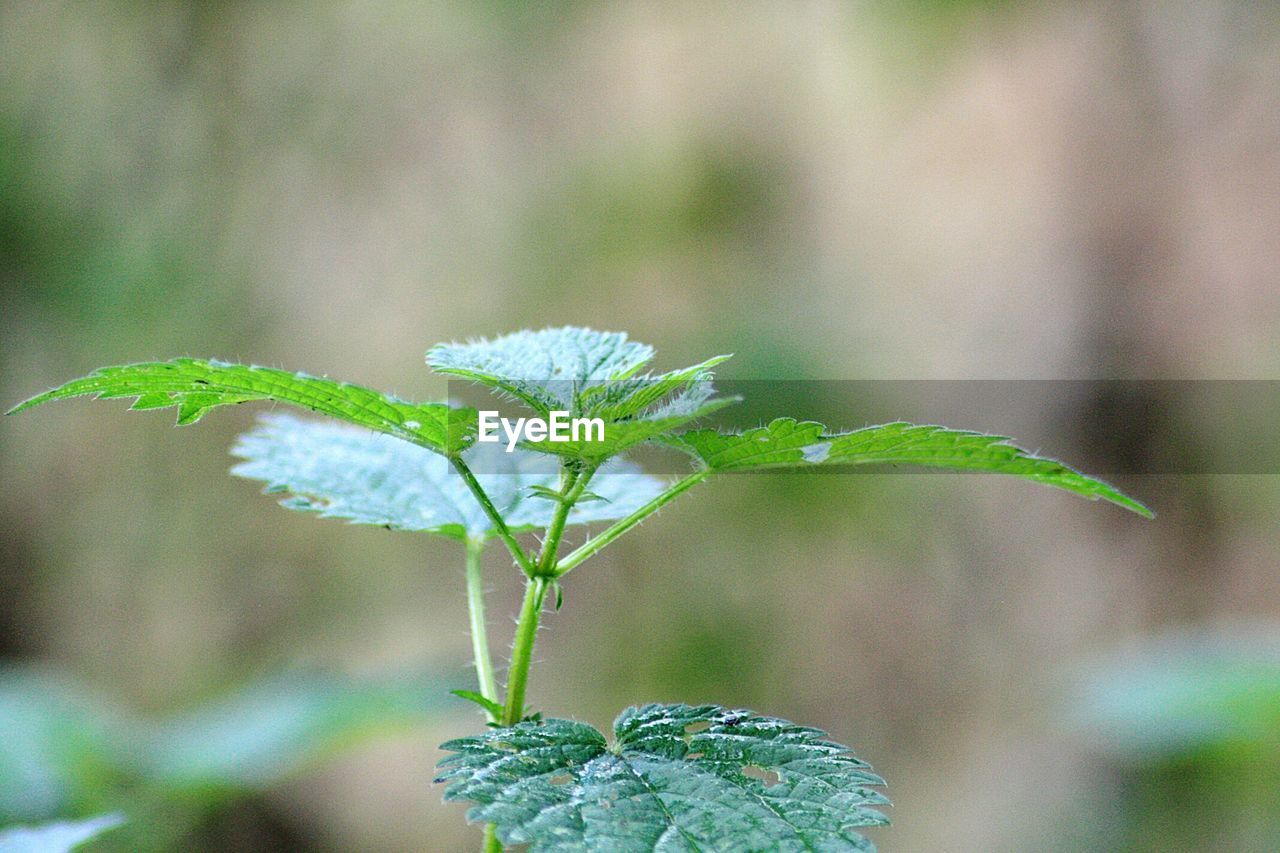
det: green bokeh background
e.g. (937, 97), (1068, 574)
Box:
(3, 3), (1280, 850)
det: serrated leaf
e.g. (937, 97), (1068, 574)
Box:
(667, 418), (1152, 517)
(231, 414), (668, 539)
(428, 327), (656, 414)
(583, 354), (732, 421)
(0, 813), (125, 852)
(428, 329), (737, 460)
(8, 359), (475, 455)
(525, 394), (739, 462)
(437, 703), (888, 852)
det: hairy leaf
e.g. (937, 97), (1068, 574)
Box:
(668, 418), (1152, 517)
(428, 327), (735, 444)
(231, 414), (667, 539)
(428, 327), (657, 414)
(437, 703), (888, 852)
(8, 359), (474, 455)
(0, 814), (124, 852)
(525, 395), (739, 462)
(582, 354), (732, 421)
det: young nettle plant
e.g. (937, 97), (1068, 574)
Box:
(11, 327), (1151, 852)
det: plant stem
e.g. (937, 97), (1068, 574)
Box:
(555, 469), (710, 577)
(481, 823), (501, 853)
(464, 537), (498, 720)
(534, 464), (594, 577)
(502, 575), (549, 726)
(451, 456), (535, 575)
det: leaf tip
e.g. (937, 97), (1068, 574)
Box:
(6, 392), (51, 416)
(1120, 496), (1156, 519)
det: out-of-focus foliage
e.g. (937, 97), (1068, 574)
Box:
(0, 667), (447, 849)
(1073, 626), (1280, 850)
(1078, 625), (1280, 758)
(0, 813), (124, 853)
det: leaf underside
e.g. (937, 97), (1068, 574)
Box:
(437, 703), (888, 852)
(428, 327), (658, 414)
(7, 359), (474, 455)
(232, 414), (668, 539)
(667, 418), (1152, 517)
(429, 328), (736, 459)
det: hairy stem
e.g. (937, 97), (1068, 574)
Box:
(464, 537), (498, 719)
(555, 469), (710, 577)
(502, 575), (549, 726)
(534, 464), (595, 576)
(451, 456), (535, 575)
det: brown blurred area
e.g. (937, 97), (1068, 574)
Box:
(2, 2), (1279, 850)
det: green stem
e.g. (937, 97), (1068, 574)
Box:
(452, 457), (535, 575)
(502, 575), (549, 726)
(481, 823), (501, 853)
(534, 464), (594, 576)
(555, 469), (710, 577)
(464, 537), (498, 720)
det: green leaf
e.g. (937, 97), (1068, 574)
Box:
(582, 354), (732, 421)
(428, 328), (736, 447)
(428, 327), (657, 414)
(451, 690), (504, 719)
(0, 671), (125, 822)
(1075, 626), (1280, 760)
(668, 418), (1152, 517)
(231, 414), (669, 540)
(524, 394), (739, 462)
(437, 703), (889, 852)
(0, 665), (448, 813)
(8, 359), (474, 455)
(139, 671), (447, 788)
(0, 814), (125, 852)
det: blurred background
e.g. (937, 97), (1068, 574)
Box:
(2, 2), (1279, 850)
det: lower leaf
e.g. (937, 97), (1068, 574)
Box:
(437, 703), (888, 851)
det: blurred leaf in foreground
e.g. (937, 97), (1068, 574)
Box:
(0, 813), (124, 853)
(1075, 624), (1280, 758)
(0, 667), (448, 825)
(1072, 624), (1280, 850)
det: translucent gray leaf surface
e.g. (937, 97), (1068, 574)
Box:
(232, 415), (668, 539)
(428, 327), (657, 414)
